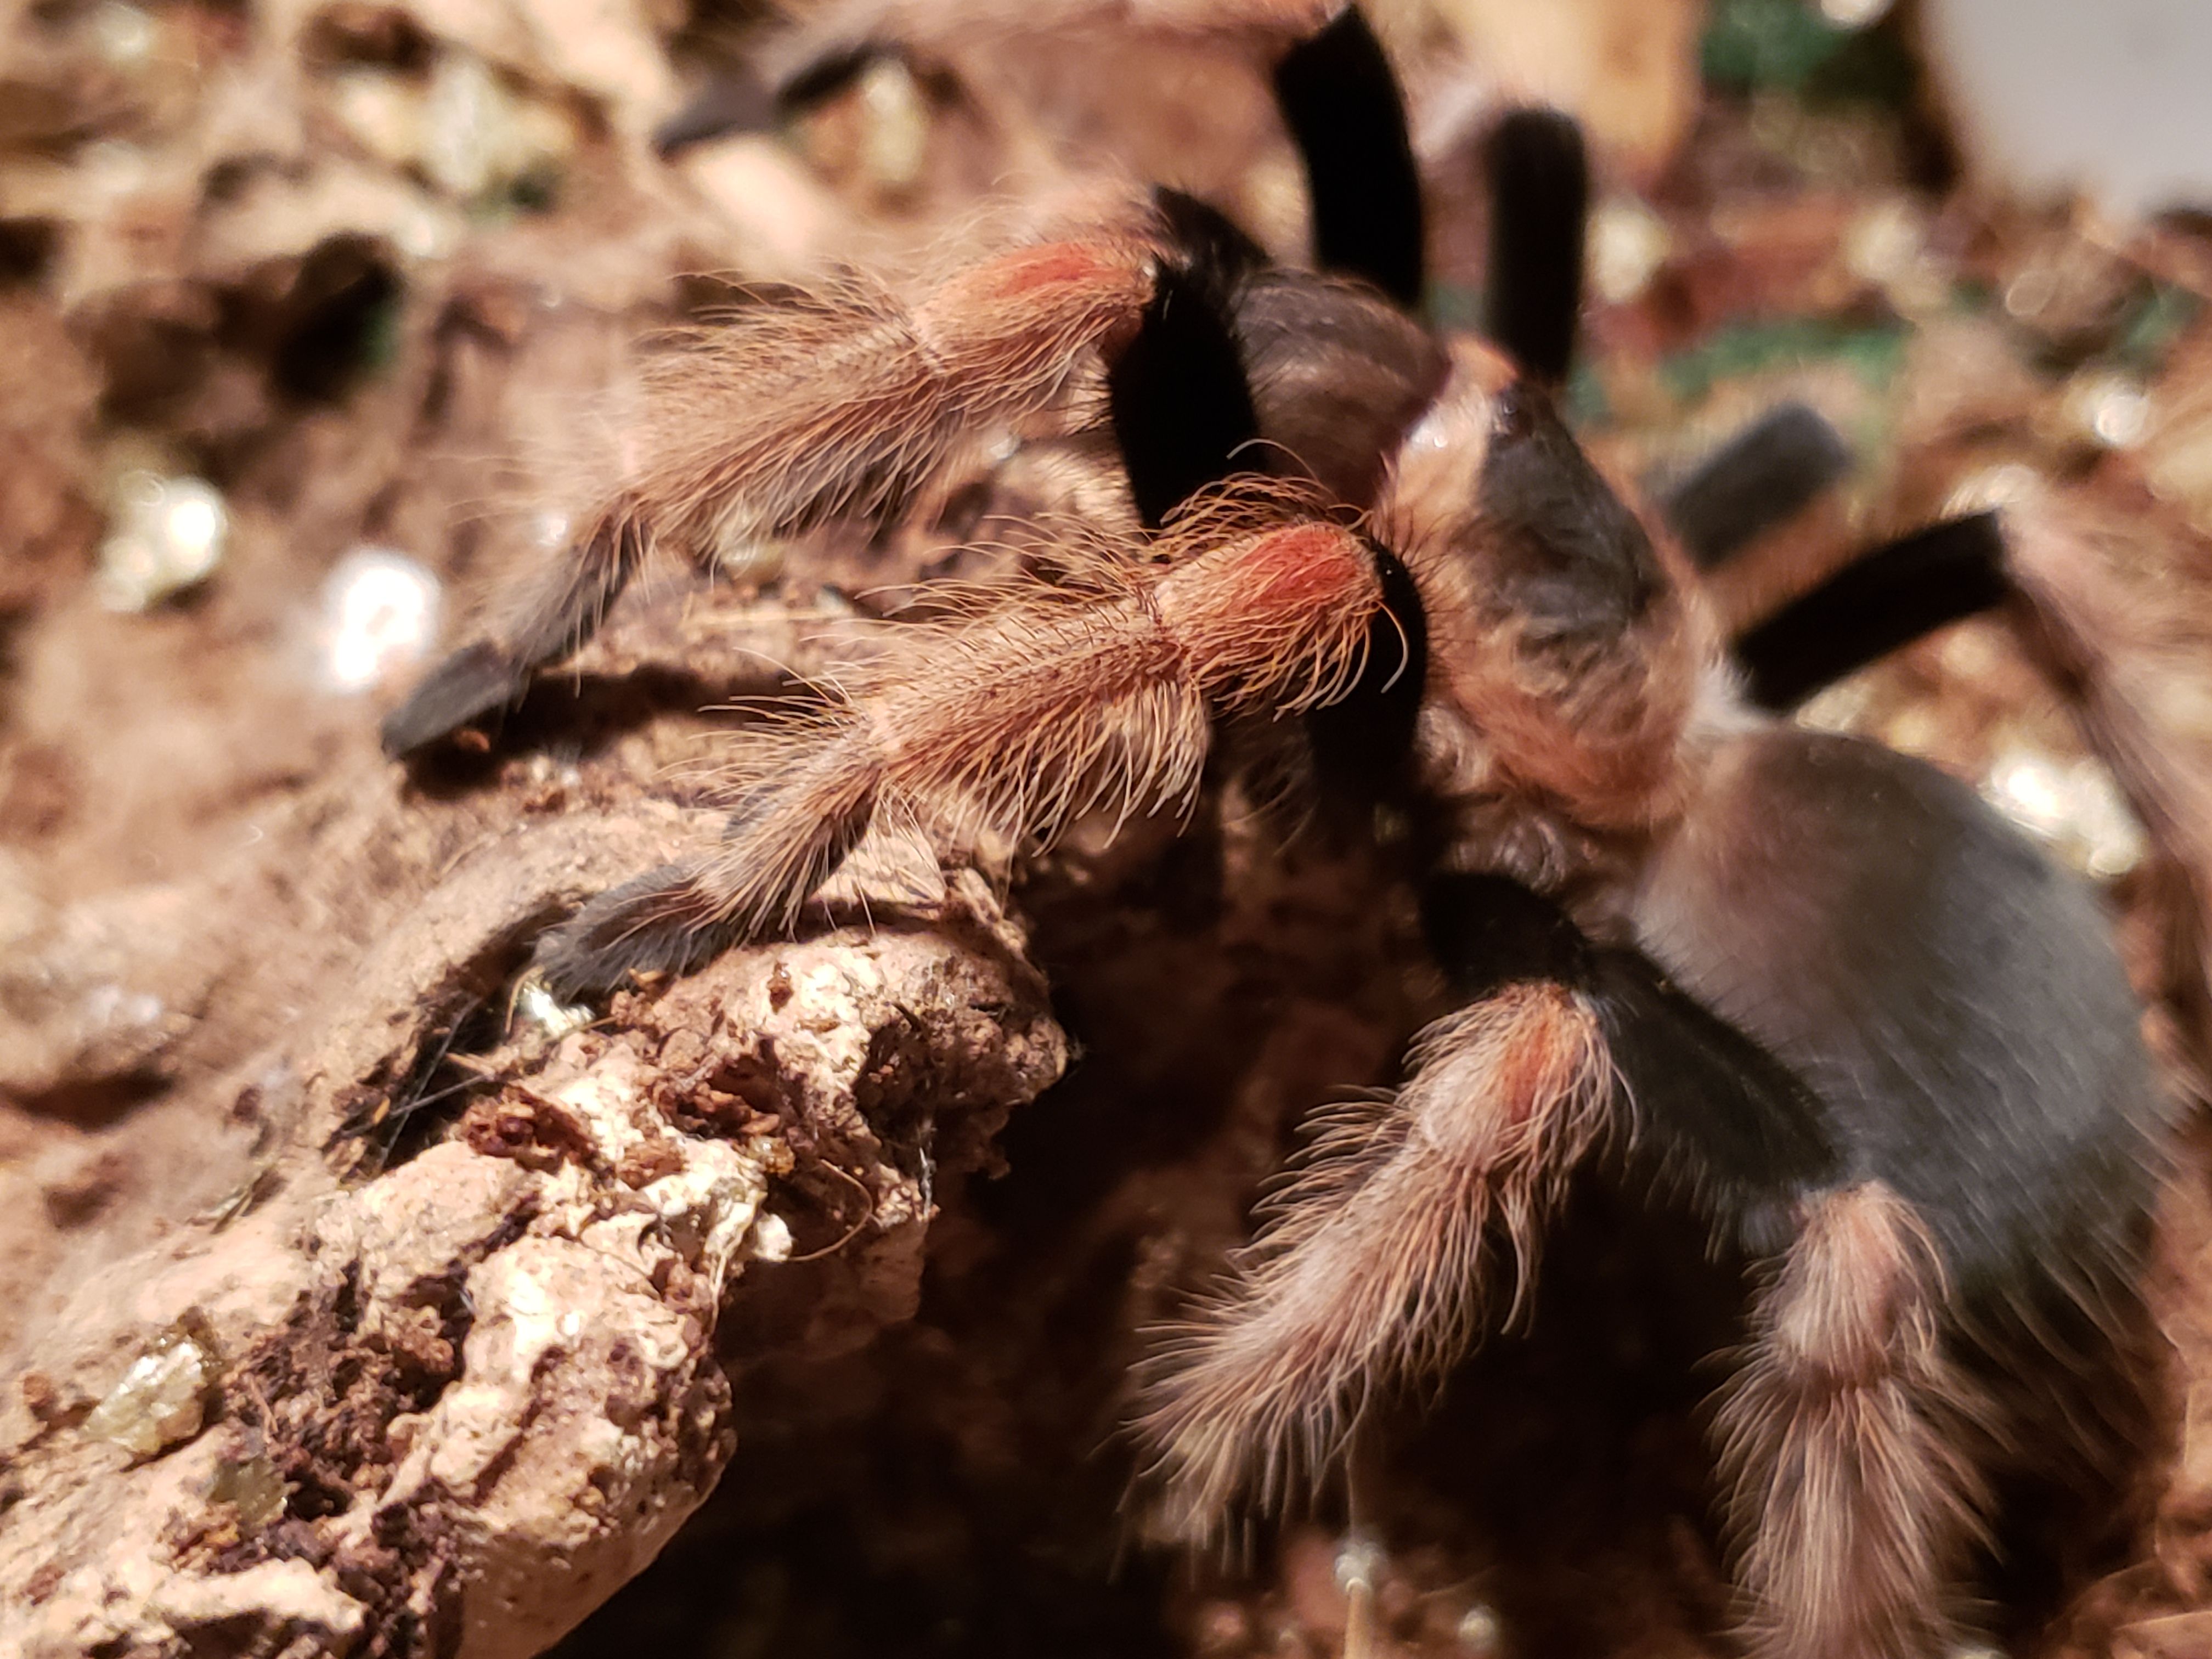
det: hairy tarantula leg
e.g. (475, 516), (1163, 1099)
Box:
(1138, 872), (1856, 1543)
(1716, 1182), (1988, 1659)
(1661, 401), (1855, 571)
(379, 510), (649, 757)
(1272, 6), (1425, 308)
(534, 504), (1392, 997)
(1481, 109), (1588, 387)
(1733, 511), (2009, 712)
(1420, 876), (1841, 1253)
(1137, 977), (1615, 1538)
(382, 239), (1160, 758)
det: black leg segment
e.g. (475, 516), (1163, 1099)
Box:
(1733, 511), (2010, 710)
(1663, 402), (1854, 570)
(1272, 6), (1426, 309)
(382, 511), (650, 759)
(1420, 871), (1842, 1257)
(1482, 109), (1588, 386)
(1303, 541), (1429, 799)
(379, 641), (527, 759)
(1108, 193), (1266, 529)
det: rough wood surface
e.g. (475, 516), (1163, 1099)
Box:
(0, 783), (1064, 1656)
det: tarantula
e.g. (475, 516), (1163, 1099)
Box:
(384, 8), (2177, 1655)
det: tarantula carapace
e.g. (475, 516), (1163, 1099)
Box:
(385, 9), (2174, 1655)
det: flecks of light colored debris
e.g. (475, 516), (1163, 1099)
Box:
(207, 1449), (289, 1532)
(508, 973), (596, 1041)
(1588, 196), (1671, 306)
(1821, 0), (1892, 27)
(326, 69), (439, 176)
(1983, 746), (2148, 879)
(854, 55), (932, 201)
(195, 156), (465, 268)
(1846, 196), (1948, 315)
(2067, 369), (2154, 450)
(791, 47), (961, 212)
(317, 546), (442, 693)
(95, 472), (227, 611)
(1456, 1603), (1504, 1654)
(328, 49), (579, 206)
(284, 0), (680, 136)
(1793, 672), (1875, 738)
(707, 517), (793, 588)
(1945, 461), (2043, 518)
(1195, 1599), (1254, 1649)
(82, 1320), (217, 1457)
(749, 1210), (796, 1263)
(1845, 198), (1920, 285)
(1280, 1524), (1361, 1648)
(1333, 1534), (1386, 1596)
(87, 1), (157, 65)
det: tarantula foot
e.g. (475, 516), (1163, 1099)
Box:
(533, 857), (741, 1000)
(381, 641), (525, 759)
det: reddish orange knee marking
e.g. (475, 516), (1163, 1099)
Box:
(982, 241), (1144, 296)
(916, 242), (1153, 364)
(1227, 524), (1376, 619)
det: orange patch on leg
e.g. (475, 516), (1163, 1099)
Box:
(980, 241), (1147, 298)
(921, 242), (1150, 329)
(1228, 524), (1375, 618)
(913, 241), (1154, 372)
